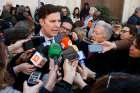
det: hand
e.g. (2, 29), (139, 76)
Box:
(74, 73), (87, 89)
(49, 57), (62, 70)
(23, 80), (43, 93)
(63, 59), (78, 84)
(16, 48), (35, 65)
(49, 58), (55, 70)
(72, 32), (78, 41)
(78, 65), (96, 80)
(14, 63), (36, 75)
(77, 66), (88, 80)
(100, 41), (116, 53)
(45, 65), (58, 92)
(8, 39), (29, 54)
(82, 65), (96, 79)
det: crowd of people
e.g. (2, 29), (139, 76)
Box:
(0, 2), (140, 93)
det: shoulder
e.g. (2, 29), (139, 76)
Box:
(0, 87), (21, 93)
(127, 15), (138, 24)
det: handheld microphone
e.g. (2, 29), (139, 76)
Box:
(60, 37), (72, 49)
(60, 36), (86, 65)
(48, 43), (62, 64)
(71, 45), (86, 65)
(30, 45), (48, 68)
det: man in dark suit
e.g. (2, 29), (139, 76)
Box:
(8, 4), (62, 91)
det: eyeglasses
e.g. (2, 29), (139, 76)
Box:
(61, 26), (71, 32)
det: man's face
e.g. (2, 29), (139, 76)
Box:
(129, 40), (140, 58)
(91, 26), (106, 43)
(40, 12), (61, 38)
(60, 22), (72, 35)
(120, 31), (132, 40)
(61, 8), (68, 16)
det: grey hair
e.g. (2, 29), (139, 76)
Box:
(103, 24), (113, 40)
(135, 7), (140, 14)
(88, 20), (107, 38)
(95, 21), (113, 40)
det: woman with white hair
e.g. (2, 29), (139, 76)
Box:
(88, 20), (112, 39)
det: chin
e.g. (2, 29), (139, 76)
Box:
(52, 33), (58, 37)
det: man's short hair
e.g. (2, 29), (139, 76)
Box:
(38, 4), (60, 19)
(135, 7), (140, 14)
(61, 17), (73, 26)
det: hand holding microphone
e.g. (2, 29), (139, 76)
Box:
(60, 37), (85, 65)
(60, 37), (72, 49)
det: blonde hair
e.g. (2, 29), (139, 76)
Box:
(0, 68), (15, 89)
(72, 27), (86, 41)
(0, 42), (15, 89)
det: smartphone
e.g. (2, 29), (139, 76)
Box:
(77, 51), (85, 65)
(88, 44), (103, 53)
(27, 71), (42, 86)
(77, 51), (85, 60)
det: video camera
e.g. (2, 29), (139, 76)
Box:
(22, 36), (45, 51)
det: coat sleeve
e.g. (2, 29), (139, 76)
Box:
(52, 80), (73, 93)
(115, 38), (133, 50)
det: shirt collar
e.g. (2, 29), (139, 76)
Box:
(40, 31), (55, 46)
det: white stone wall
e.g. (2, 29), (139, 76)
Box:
(122, 0), (140, 23)
(1, 0), (81, 18)
(42, 0), (81, 16)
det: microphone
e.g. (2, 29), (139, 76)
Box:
(82, 38), (93, 45)
(62, 44), (85, 65)
(71, 45), (86, 65)
(62, 46), (79, 61)
(48, 43), (62, 64)
(60, 37), (72, 49)
(60, 37), (86, 65)
(30, 45), (48, 68)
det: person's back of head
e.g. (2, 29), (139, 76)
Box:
(90, 72), (140, 93)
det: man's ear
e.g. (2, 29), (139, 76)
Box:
(39, 18), (45, 26)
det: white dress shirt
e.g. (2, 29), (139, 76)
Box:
(39, 31), (55, 46)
